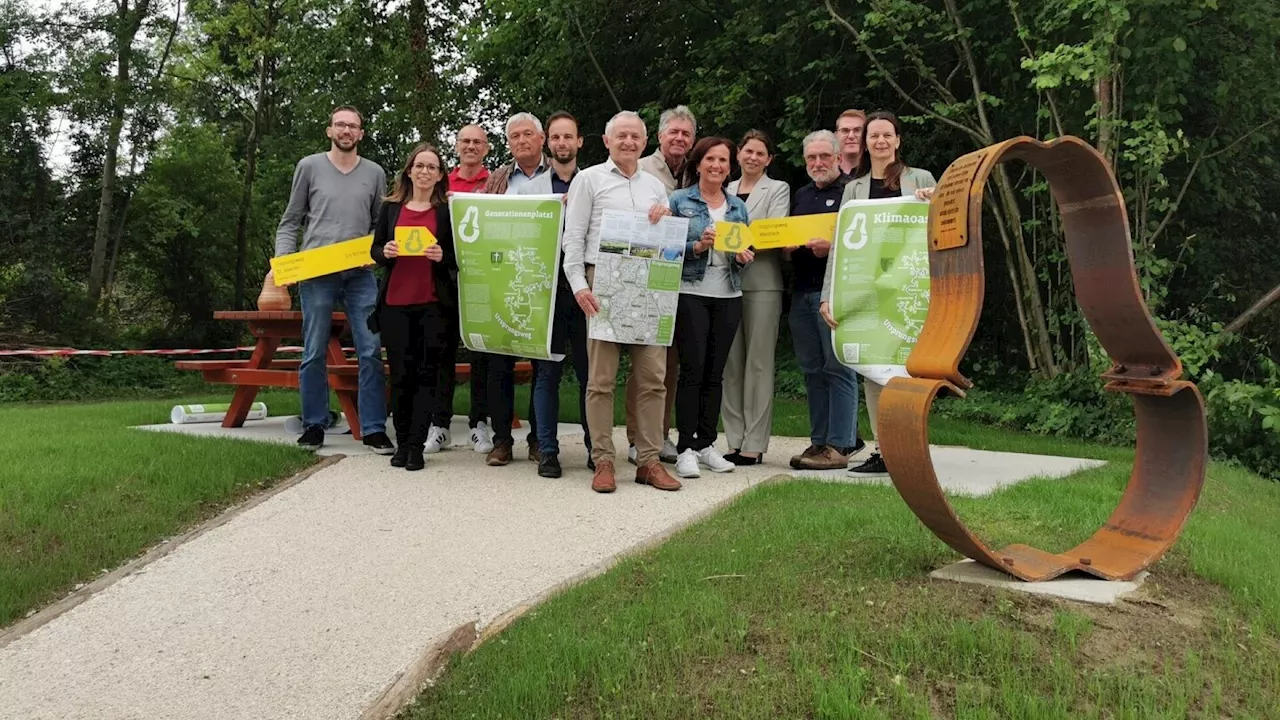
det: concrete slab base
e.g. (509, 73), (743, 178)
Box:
(930, 559), (1148, 605)
(790, 446), (1106, 497)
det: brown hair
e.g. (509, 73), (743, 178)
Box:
(544, 111), (580, 134)
(330, 105), (364, 126)
(738, 129), (774, 156)
(857, 111), (908, 190)
(837, 108), (867, 125)
(679, 136), (738, 189)
(386, 143), (449, 206)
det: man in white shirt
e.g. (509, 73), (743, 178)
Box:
(563, 111), (683, 494)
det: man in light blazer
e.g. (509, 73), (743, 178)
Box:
(720, 130), (791, 466)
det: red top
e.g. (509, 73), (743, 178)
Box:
(448, 166), (490, 193)
(386, 206), (439, 306)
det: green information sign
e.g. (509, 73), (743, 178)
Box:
(449, 193), (565, 360)
(829, 197), (932, 385)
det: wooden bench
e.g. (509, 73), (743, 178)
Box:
(177, 309), (538, 438)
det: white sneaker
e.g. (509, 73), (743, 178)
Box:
(627, 444), (639, 466)
(660, 438), (679, 464)
(470, 421), (494, 453)
(696, 446), (735, 473)
(675, 448), (702, 478)
(424, 425), (451, 454)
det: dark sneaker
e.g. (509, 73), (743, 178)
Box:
(405, 446), (425, 472)
(390, 445), (410, 468)
(724, 451), (763, 466)
(363, 431), (395, 456)
(848, 452), (889, 477)
(485, 439), (514, 466)
(297, 425), (325, 450)
(538, 452), (562, 478)
(528, 443), (542, 463)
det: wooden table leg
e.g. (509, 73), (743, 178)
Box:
(327, 334), (363, 441)
(223, 336), (279, 427)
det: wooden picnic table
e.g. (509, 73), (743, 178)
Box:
(176, 310), (532, 442)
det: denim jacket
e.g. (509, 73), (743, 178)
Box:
(669, 185), (751, 291)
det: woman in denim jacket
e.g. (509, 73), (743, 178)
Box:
(668, 137), (756, 479)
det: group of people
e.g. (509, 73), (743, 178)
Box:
(274, 103), (936, 492)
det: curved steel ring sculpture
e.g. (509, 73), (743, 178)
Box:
(879, 136), (1208, 582)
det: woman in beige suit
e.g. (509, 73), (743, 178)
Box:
(721, 130), (791, 465)
(820, 111), (936, 477)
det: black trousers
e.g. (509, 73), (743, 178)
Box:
(675, 294), (743, 452)
(436, 315), (490, 428)
(380, 304), (448, 449)
(528, 283), (592, 452)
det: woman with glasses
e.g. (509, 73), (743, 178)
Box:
(369, 143), (457, 471)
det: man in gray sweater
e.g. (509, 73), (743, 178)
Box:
(274, 105), (393, 454)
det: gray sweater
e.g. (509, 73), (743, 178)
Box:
(274, 153), (386, 257)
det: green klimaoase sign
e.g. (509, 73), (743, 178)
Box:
(829, 197), (932, 385)
(449, 192), (565, 360)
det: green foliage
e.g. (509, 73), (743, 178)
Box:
(0, 356), (208, 403)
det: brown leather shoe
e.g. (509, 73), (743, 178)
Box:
(790, 444), (824, 469)
(591, 460), (617, 493)
(796, 445), (849, 471)
(485, 439), (513, 466)
(635, 462), (682, 491)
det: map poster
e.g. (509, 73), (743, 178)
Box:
(829, 197), (932, 385)
(448, 192), (564, 360)
(588, 209), (688, 346)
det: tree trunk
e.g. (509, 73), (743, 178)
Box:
(88, 0), (150, 305)
(407, 0), (435, 141)
(1224, 282), (1280, 335)
(233, 5), (275, 310)
(1096, 72), (1114, 164)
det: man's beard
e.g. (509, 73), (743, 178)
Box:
(809, 168), (840, 185)
(552, 149), (577, 164)
(334, 138), (358, 152)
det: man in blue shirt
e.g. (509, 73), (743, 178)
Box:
(517, 111), (589, 477)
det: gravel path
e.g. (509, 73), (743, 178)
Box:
(0, 427), (1101, 720)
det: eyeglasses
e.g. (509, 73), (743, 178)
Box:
(332, 121), (362, 131)
(804, 153), (835, 163)
(411, 163), (440, 173)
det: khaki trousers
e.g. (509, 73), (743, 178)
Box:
(721, 290), (782, 453)
(585, 267), (669, 466)
(625, 347), (677, 445)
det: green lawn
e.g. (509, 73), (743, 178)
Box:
(0, 390), (315, 627)
(4, 380), (1276, 719)
(405, 455), (1280, 719)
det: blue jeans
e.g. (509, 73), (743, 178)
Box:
(531, 284), (591, 455)
(789, 290), (858, 448)
(298, 269), (386, 436)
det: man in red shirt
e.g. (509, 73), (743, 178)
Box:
(431, 124), (494, 454)
(448, 125), (491, 193)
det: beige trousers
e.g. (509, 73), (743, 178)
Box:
(625, 347), (677, 445)
(721, 290), (783, 453)
(586, 267), (669, 466)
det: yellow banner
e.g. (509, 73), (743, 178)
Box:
(270, 235), (374, 286)
(713, 213), (838, 252)
(394, 225), (438, 255)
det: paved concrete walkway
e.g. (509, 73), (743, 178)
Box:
(0, 423), (1103, 720)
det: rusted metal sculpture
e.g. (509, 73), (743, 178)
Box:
(879, 136), (1208, 582)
